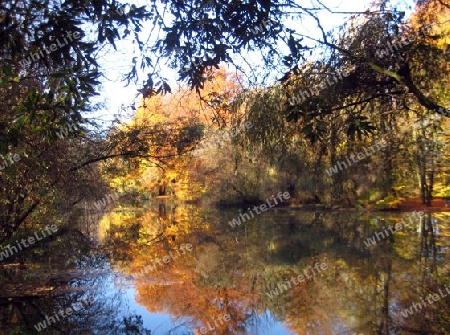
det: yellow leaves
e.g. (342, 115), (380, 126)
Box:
(100, 66), (246, 204)
(376, 195), (403, 209)
(410, 0), (450, 48)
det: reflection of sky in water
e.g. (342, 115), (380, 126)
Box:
(114, 283), (293, 334)
(97, 211), (449, 335)
(123, 286), (191, 334)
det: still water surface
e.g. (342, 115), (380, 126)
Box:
(1, 203), (449, 334)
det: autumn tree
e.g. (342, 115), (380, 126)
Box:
(233, 0), (449, 205)
(0, 0), (152, 240)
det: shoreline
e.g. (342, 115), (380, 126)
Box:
(218, 198), (450, 213)
(161, 196), (450, 213)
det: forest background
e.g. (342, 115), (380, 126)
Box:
(0, 0), (449, 242)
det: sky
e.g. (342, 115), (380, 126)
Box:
(91, 0), (415, 126)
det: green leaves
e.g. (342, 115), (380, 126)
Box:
(346, 115), (377, 140)
(164, 29), (180, 54)
(177, 124), (205, 154)
(301, 119), (328, 144)
(138, 74), (171, 98)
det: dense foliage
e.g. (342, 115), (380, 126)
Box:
(0, 0), (449, 334)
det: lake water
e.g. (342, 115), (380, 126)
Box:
(1, 203), (449, 334)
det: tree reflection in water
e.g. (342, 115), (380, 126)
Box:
(0, 206), (448, 335)
(107, 205), (450, 335)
